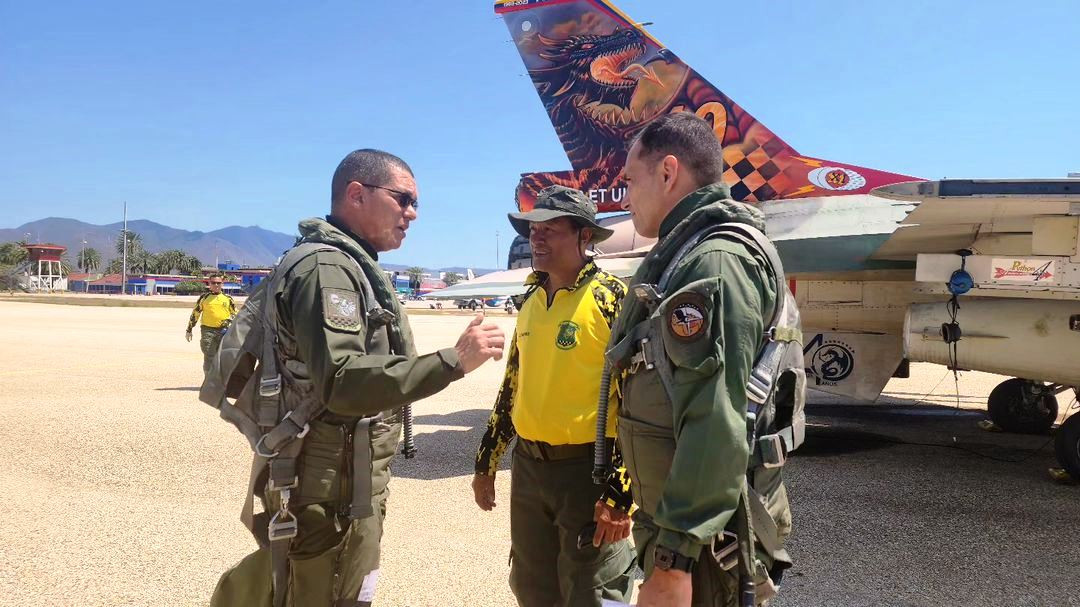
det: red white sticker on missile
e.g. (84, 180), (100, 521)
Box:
(991, 258), (1055, 282)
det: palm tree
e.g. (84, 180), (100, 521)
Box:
(79, 247), (101, 272)
(0, 242), (27, 266)
(443, 271), (462, 286)
(115, 229), (143, 258)
(177, 254), (202, 276)
(59, 252), (73, 276)
(155, 250), (184, 274)
(405, 266), (426, 293)
(128, 249), (156, 275)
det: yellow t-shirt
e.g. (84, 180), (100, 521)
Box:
(510, 264), (623, 445)
(190, 292), (236, 329)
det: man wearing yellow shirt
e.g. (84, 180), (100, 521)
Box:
(472, 186), (635, 607)
(185, 274), (237, 374)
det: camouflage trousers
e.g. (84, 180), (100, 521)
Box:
(210, 495), (386, 607)
(509, 445), (635, 607)
(200, 325), (225, 375)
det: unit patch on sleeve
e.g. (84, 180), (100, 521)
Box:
(667, 292), (707, 341)
(322, 288), (362, 331)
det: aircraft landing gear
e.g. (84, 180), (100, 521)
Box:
(986, 378), (1060, 435)
(1055, 413), (1080, 481)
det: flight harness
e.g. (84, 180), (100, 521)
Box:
(200, 242), (416, 607)
(594, 222), (806, 606)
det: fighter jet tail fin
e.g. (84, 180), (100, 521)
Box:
(496, 0), (919, 205)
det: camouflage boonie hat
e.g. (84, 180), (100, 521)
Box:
(508, 185), (614, 243)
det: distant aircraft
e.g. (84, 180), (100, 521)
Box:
(432, 0), (1080, 477)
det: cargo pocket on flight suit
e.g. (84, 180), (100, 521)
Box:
(618, 369), (676, 517)
(298, 419), (345, 505)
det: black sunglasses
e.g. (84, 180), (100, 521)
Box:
(357, 182), (419, 209)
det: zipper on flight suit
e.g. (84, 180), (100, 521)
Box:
(339, 424), (355, 519)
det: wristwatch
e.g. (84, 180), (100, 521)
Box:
(653, 545), (695, 572)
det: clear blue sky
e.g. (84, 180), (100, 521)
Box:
(2, 0), (1077, 268)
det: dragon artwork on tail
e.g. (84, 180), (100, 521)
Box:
(530, 28), (662, 170)
(516, 27), (777, 211)
(496, 0), (918, 213)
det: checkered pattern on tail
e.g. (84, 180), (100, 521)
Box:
(722, 137), (791, 202)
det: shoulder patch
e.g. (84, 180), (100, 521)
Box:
(322, 288), (362, 332)
(667, 291), (707, 341)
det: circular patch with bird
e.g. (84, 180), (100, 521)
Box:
(667, 293), (707, 341)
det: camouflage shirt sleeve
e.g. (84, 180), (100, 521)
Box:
(475, 332), (519, 476)
(284, 252), (464, 417)
(594, 271), (635, 513)
(186, 293), (208, 332)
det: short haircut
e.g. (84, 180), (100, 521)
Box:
(330, 149), (413, 204)
(629, 112), (725, 186)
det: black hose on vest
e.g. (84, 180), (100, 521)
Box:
(592, 360), (613, 484)
(401, 403), (416, 459)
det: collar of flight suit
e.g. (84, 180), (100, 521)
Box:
(324, 214), (379, 260)
(657, 182), (766, 239)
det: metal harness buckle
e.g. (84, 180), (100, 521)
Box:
(268, 488), (298, 541)
(254, 434), (279, 458)
(268, 475), (298, 491)
(268, 510), (298, 541)
(282, 410), (311, 439)
(259, 375), (282, 397)
(254, 412), (310, 459)
(711, 531), (739, 571)
(759, 434), (787, 469)
(628, 338), (655, 374)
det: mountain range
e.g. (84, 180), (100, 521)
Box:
(0, 217), (496, 274)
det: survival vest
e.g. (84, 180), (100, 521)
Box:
(599, 222), (805, 605)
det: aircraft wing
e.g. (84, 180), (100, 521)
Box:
(869, 179), (1080, 263)
(425, 254), (645, 300)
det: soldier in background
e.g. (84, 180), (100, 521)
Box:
(185, 274), (236, 374)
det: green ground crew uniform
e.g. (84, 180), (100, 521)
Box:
(211, 216), (464, 607)
(187, 291), (237, 374)
(476, 260), (636, 607)
(611, 184), (790, 605)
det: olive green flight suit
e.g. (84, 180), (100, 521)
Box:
(211, 217), (464, 607)
(612, 184), (789, 606)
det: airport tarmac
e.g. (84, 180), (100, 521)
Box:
(1, 300), (1077, 607)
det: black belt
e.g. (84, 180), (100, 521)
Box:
(516, 438), (593, 462)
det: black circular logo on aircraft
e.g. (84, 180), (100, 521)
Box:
(811, 342), (855, 382)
